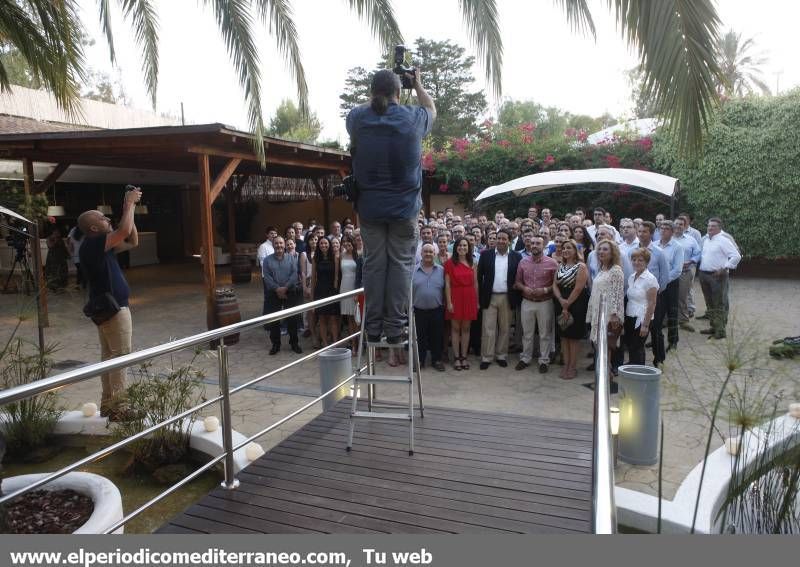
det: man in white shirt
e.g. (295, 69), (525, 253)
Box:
(618, 218), (639, 257)
(415, 225), (434, 263)
(698, 217), (741, 339)
(587, 207), (623, 245)
(256, 226), (277, 267)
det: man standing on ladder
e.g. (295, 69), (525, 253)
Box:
(346, 67), (436, 342)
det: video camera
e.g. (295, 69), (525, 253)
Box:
(4, 226), (28, 260)
(393, 45), (416, 89)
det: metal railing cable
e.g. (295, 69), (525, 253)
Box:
(591, 295), (618, 534)
(0, 288), (365, 531)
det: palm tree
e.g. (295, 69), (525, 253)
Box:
(1, 0), (722, 155)
(715, 29), (771, 97)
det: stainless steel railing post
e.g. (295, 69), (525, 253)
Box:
(217, 344), (240, 490)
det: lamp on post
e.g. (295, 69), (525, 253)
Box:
(610, 406), (620, 466)
(46, 185), (65, 217)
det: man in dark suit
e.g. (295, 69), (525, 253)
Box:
(477, 229), (522, 370)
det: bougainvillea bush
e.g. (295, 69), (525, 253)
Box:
(424, 120), (664, 222)
(652, 89), (800, 259)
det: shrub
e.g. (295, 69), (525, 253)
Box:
(652, 89), (800, 259)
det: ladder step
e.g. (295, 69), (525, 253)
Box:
(355, 374), (411, 384)
(366, 336), (409, 348)
(351, 411), (411, 421)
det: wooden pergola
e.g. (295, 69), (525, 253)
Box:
(0, 123), (351, 330)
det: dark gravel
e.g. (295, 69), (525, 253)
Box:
(5, 489), (94, 534)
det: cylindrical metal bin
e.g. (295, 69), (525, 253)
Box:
(617, 364), (662, 466)
(319, 348), (352, 411)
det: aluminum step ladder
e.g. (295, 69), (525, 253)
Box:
(347, 279), (424, 455)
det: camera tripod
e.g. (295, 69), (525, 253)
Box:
(2, 249), (35, 294)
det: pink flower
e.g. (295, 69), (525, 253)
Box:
(526, 156), (536, 165)
(637, 137), (653, 151)
(497, 140), (511, 148)
(520, 122), (536, 133)
(452, 138), (470, 154)
(605, 154), (622, 168)
(564, 127), (577, 139)
(421, 152), (436, 171)
(522, 135), (533, 145)
(47, 216), (56, 224)
(543, 154), (555, 166)
(577, 129), (588, 142)
(438, 183), (449, 192)
(461, 180), (470, 190)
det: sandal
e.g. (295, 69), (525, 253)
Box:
(453, 357), (463, 371)
(460, 357), (470, 370)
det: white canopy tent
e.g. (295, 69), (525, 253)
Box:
(474, 168), (680, 216)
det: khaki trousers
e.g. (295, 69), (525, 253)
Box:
(481, 293), (511, 362)
(520, 299), (554, 365)
(97, 307), (132, 413)
(678, 267), (695, 323)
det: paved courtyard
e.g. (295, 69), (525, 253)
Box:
(2, 262), (799, 500)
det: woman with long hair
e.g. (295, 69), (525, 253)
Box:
(312, 236), (340, 346)
(435, 232), (450, 266)
(338, 234), (362, 353)
(573, 224), (593, 255)
(553, 239), (589, 379)
(586, 240), (625, 376)
(444, 237), (478, 370)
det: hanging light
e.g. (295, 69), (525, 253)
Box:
(46, 184), (65, 217)
(96, 188), (113, 215)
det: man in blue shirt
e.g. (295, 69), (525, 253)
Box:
(633, 221), (670, 367)
(346, 69), (436, 342)
(674, 216), (702, 331)
(656, 220), (683, 353)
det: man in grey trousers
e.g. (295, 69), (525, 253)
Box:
(346, 69), (436, 342)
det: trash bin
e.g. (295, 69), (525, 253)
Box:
(319, 348), (352, 411)
(617, 364), (662, 466)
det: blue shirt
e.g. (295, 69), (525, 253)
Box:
(346, 102), (433, 221)
(262, 253), (299, 291)
(626, 243), (670, 292)
(587, 249), (634, 290)
(412, 264), (445, 309)
(79, 233), (130, 307)
(656, 238), (683, 283)
(674, 233), (701, 267)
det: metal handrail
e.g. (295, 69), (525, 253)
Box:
(0, 288), (365, 523)
(591, 295), (618, 534)
(0, 288), (363, 405)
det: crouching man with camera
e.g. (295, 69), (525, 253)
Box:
(77, 187), (141, 421)
(345, 66), (436, 342)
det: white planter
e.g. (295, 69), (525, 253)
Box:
(2, 472), (124, 534)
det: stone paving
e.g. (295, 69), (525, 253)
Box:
(1, 262), (799, 500)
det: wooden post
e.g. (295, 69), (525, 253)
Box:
(23, 158), (49, 329)
(312, 178), (330, 230)
(198, 154), (217, 332)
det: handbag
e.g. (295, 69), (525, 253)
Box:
(83, 254), (120, 325)
(558, 310), (574, 331)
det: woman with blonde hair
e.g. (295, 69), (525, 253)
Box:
(625, 247), (658, 365)
(553, 239), (589, 379)
(586, 240), (625, 378)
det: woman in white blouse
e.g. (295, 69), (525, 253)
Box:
(586, 240), (625, 375)
(624, 248), (659, 365)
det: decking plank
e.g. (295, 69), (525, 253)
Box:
(159, 399), (594, 534)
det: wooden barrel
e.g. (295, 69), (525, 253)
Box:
(230, 253), (252, 284)
(212, 288), (241, 348)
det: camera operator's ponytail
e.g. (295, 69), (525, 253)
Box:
(370, 70), (401, 115)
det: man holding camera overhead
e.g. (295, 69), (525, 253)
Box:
(345, 51), (436, 343)
(77, 186), (141, 421)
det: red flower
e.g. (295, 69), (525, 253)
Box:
(497, 139), (511, 148)
(421, 152), (436, 171)
(637, 137), (653, 151)
(438, 183), (449, 192)
(605, 154), (622, 168)
(452, 138), (470, 153)
(543, 154), (555, 166)
(520, 122), (536, 133)
(526, 156), (536, 165)
(522, 135), (533, 144)
(462, 180), (470, 190)
(577, 129), (588, 142)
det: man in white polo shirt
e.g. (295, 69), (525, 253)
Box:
(698, 217), (741, 340)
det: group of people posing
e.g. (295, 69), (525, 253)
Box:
(257, 204), (742, 379)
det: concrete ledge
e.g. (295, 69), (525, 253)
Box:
(616, 413), (800, 533)
(3, 472), (124, 534)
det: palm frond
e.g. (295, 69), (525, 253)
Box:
(98, 0), (116, 63)
(611, 0), (722, 156)
(205, 0), (266, 163)
(458, 0), (503, 98)
(0, 0), (85, 117)
(344, 0), (404, 53)
(254, 0), (308, 115)
(119, 0), (159, 107)
(553, 0), (596, 37)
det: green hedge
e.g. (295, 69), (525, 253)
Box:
(652, 90), (800, 258)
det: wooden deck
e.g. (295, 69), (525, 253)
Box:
(158, 398), (594, 534)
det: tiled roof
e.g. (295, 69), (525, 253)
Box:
(0, 114), (99, 134)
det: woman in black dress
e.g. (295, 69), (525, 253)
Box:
(312, 237), (340, 346)
(552, 239), (589, 379)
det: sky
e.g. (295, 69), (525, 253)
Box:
(79, 0), (800, 144)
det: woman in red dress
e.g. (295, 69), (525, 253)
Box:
(444, 237), (478, 370)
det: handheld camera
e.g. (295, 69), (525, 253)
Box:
(393, 45), (416, 89)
